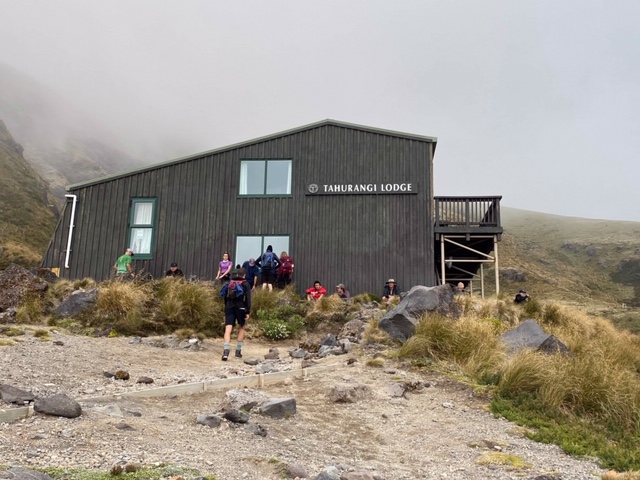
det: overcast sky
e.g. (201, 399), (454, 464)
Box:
(2, 0), (639, 221)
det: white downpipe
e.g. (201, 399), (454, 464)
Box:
(64, 194), (78, 269)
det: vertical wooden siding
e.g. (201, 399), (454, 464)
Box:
(42, 124), (435, 295)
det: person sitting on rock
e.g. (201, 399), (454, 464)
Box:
(306, 280), (327, 301)
(382, 278), (400, 303)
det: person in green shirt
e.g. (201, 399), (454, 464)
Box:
(113, 248), (135, 278)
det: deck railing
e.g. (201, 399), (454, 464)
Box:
(434, 196), (502, 228)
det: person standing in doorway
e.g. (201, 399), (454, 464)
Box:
(257, 245), (280, 291)
(219, 268), (251, 361)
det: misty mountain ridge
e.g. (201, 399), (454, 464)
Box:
(0, 63), (149, 206)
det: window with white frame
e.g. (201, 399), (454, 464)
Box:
(128, 198), (156, 259)
(235, 235), (290, 266)
(239, 159), (292, 196)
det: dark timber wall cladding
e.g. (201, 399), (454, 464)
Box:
(42, 121), (436, 296)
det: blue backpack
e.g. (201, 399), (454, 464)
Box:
(219, 280), (245, 299)
(262, 251), (275, 270)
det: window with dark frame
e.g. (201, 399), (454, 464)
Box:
(235, 235), (290, 267)
(239, 159), (292, 196)
(128, 198), (157, 259)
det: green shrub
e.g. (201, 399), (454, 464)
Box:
(261, 319), (291, 340)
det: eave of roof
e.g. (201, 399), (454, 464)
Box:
(66, 119), (438, 191)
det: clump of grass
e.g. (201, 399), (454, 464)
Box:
(94, 281), (152, 335)
(0, 339), (15, 346)
(361, 319), (394, 345)
(475, 452), (530, 469)
(48, 277), (96, 302)
(158, 280), (220, 336)
(1, 326), (26, 337)
(33, 329), (50, 339)
(366, 357), (385, 368)
(314, 294), (345, 313)
(15, 295), (47, 323)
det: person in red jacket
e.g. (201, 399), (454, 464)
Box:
(306, 280), (327, 301)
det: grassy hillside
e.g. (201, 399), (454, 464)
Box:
(0, 119), (58, 269)
(495, 207), (640, 332)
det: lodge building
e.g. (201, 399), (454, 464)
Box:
(42, 119), (503, 296)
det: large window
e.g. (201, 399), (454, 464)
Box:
(128, 198), (156, 259)
(239, 159), (292, 196)
(235, 235), (290, 266)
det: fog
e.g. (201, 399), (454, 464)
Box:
(2, 0), (639, 221)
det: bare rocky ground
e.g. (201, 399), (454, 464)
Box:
(0, 330), (608, 480)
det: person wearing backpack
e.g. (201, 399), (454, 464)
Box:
(218, 268), (251, 361)
(276, 250), (294, 288)
(257, 245), (280, 291)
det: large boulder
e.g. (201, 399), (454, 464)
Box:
(0, 264), (49, 311)
(379, 284), (459, 342)
(34, 393), (82, 418)
(501, 319), (571, 356)
(0, 384), (35, 404)
(54, 288), (98, 318)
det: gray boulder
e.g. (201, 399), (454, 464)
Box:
(34, 393), (82, 418)
(53, 288), (97, 318)
(223, 408), (249, 424)
(219, 389), (268, 412)
(328, 383), (371, 403)
(379, 284), (459, 342)
(501, 319), (572, 356)
(0, 384), (35, 404)
(258, 397), (297, 419)
(320, 333), (338, 347)
(285, 463), (308, 478)
(196, 414), (222, 428)
(0, 468), (53, 480)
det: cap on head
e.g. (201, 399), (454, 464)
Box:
(336, 283), (345, 289)
(519, 290), (527, 294)
(170, 262), (178, 267)
(387, 278), (396, 284)
(249, 258), (255, 265)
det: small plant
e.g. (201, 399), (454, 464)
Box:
(33, 329), (50, 339)
(475, 452), (530, 469)
(1, 327), (26, 337)
(15, 295), (46, 323)
(262, 319), (291, 340)
(366, 357), (385, 368)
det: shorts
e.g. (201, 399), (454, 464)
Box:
(261, 269), (276, 284)
(225, 306), (247, 327)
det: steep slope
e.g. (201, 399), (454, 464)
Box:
(0, 119), (58, 269)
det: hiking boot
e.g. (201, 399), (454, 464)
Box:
(222, 349), (230, 361)
(235, 350), (242, 358)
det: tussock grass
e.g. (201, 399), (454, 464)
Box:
(15, 295), (46, 323)
(94, 281), (151, 335)
(314, 294), (345, 313)
(158, 280), (221, 336)
(48, 278), (97, 302)
(398, 296), (640, 471)
(362, 319), (394, 345)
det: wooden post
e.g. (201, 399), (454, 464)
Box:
(480, 263), (485, 299)
(494, 235), (500, 296)
(441, 236), (446, 285)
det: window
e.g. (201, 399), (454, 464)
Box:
(235, 235), (290, 266)
(239, 159), (292, 196)
(128, 198), (157, 259)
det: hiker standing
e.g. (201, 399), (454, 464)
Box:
(219, 268), (251, 361)
(257, 245), (280, 291)
(276, 250), (294, 288)
(113, 248), (135, 279)
(215, 252), (233, 283)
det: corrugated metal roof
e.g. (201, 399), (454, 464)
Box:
(66, 119), (438, 191)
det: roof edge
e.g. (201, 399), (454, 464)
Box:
(67, 119), (438, 191)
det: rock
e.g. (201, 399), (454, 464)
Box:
(341, 472), (376, 480)
(31, 268), (59, 283)
(286, 462), (308, 478)
(0, 264), (49, 311)
(53, 288), (97, 318)
(223, 408), (249, 424)
(315, 466), (341, 480)
(196, 414), (222, 428)
(244, 358), (260, 366)
(114, 370), (130, 380)
(501, 319), (571, 356)
(289, 348), (307, 358)
(257, 397), (297, 419)
(338, 318), (367, 343)
(244, 422), (268, 437)
(0, 384), (35, 404)
(0, 467), (54, 480)
(320, 333), (338, 347)
(499, 267), (527, 282)
(264, 348), (280, 359)
(537, 334), (573, 356)
(385, 383), (407, 398)
(219, 389), (268, 412)
(0, 307), (16, 323)
(136, 376), (154, 384)
(328, 383), (371, 403)
(318, 345), (344, 358)
(379, 284), (459, 342)
(34, 393), (82, 418)
(115, 422), (134, 430)
(302, 359), (319, 368)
